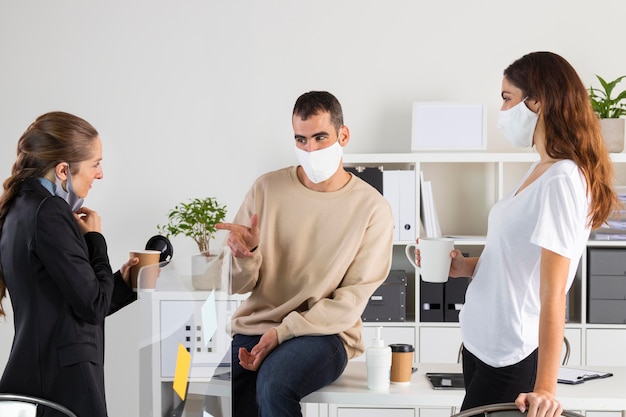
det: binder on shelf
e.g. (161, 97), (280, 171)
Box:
(383, 170), (400, 241)
(419, 172), (432, 237)
(399, 170), (416, 241)
(425, 181), (441, 237)
(347, 166), (416, 242)
(346, 166), (383, 195)
(419, 172), (441, 238)
(431, 187), (441, 238)
(557, 367), (613, 384)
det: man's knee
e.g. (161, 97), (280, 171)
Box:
(256, 371), (297, 404)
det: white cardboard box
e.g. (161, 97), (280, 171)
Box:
(411, 102), (486, 151)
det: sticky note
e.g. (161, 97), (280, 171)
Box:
(201, 290), (217, 347)
(173, 343), (191, 400)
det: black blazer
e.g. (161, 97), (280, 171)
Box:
(0, 178), (136, 417)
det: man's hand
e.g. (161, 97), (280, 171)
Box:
(238, 328), (278, 371)
(216, 214), (260, 258)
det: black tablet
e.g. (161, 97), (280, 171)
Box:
(425, 372), (465, 390)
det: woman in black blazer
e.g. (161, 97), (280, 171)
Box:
(0, 112), (139, 417)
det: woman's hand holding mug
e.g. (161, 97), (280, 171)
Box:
(405, 237), (455, 283)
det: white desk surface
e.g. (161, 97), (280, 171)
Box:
(302, 362), (626, 411)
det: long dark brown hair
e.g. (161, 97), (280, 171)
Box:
(504, 51), (619, 229)
(0, 111), (98, 317)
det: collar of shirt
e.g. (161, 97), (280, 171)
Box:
(37, 177), (56, 195)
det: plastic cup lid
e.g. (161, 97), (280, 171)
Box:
(145, 235), (174, 263)
(389, 343), (414, 352)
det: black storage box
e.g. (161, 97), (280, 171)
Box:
(420, 280), (444, 322)
(420, 277), (470, 322)
(362, 270), (407, 322)
(444, 277), (470, 322)
(587, 248), (626, 324)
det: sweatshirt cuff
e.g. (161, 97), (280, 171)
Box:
(275, 314), (299, 345)
(274, 325), (289, 345)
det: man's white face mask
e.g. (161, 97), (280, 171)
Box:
(294, 140), (343, 184)
(497, 99), (539, 148)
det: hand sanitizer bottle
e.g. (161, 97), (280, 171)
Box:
(366, 326), (392, 390)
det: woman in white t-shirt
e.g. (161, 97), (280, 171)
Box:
(422, 52), (618, 417)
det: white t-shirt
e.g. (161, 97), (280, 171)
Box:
(459, 159), (590, 367)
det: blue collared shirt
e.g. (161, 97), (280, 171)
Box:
(37, 177), (56, 195)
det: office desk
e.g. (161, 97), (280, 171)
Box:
(302, 362), (626, 412)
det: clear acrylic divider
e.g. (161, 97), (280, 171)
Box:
(138, 248), (233, 417)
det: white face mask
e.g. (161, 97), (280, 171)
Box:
(497, 99), (539, 148)
(55, 166), (84, 212)
(294, 141), (343, 184)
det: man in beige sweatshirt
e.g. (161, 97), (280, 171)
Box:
(217, 91), (394, 417)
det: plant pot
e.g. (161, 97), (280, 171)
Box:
(191, 252), (221, 290)
(600, 118), (625, 153)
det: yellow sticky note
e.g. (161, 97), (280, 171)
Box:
(172, 343), (192, 400)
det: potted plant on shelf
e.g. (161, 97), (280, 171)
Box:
(589, 74), (626, 152)
(157, 197), (227, 290)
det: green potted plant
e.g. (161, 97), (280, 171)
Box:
(589, 74), (626, 152)
(157, 197), (227, 254)
(157, 197), (227, 290)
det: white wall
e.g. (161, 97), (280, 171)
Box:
(1, 1), (625, 416)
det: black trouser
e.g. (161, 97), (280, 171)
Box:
(461, 345), (538, 411)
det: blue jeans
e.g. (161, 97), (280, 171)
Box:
(232, 333), (348, 417)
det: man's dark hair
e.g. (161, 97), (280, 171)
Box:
(292, 91), (344, 132)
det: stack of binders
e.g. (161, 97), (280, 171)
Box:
(346, 166), (417, 242)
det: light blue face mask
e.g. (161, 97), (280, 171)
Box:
(55, 165), (84, 212)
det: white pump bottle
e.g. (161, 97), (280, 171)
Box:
(366, 326), (392, 390)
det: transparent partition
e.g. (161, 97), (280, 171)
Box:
(138, 250), (234, 417)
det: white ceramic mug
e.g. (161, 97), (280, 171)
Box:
(405, 238), (454, 283)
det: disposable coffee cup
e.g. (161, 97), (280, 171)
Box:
(129, 250), (161, 291)
(405, 237), (454, 283)
(389, 344), (414, 384)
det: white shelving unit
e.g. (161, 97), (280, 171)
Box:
(139, 289), (244, 417)
(141, 152), (626, 417)
(329, 151), (626, 417)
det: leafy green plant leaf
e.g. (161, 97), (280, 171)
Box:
(589, 75), (626, 119)
(157, 197), (227, 254)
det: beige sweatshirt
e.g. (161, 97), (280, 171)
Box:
(228, 166), (394, 359)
